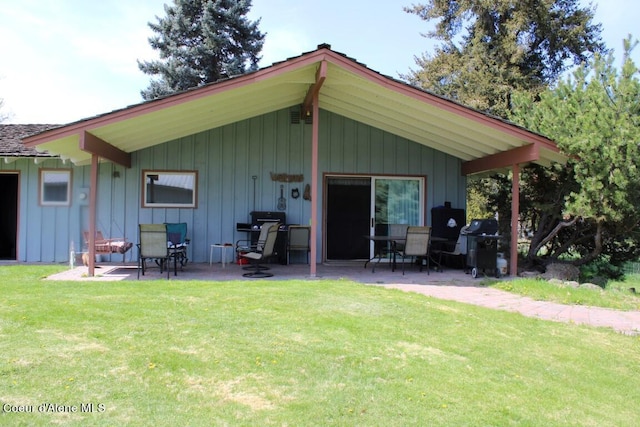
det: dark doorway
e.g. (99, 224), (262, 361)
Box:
(0, 173), (18, 260)
(326, 177), (371, 260)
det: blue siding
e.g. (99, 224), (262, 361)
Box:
(3, 108), (466, 263)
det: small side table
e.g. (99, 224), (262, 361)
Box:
(210, 243), (233, 267)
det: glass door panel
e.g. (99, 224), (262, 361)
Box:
(370, 177), (423, 260)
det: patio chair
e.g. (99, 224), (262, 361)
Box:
(137, 223), (172, 279)
(83, 230), (133, 262)
(398, 226), (432, 275)
(166, 222), (190, 272)
(236, 222), (274, 270)
(432, 229), (467, 271)
(287, 225), (311, 264)
(374, 223), (408, 271)
(369, 224), (409, 273)
(241, 222), (280, 278)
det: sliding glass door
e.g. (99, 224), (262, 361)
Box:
(325, 175), (424, 261)
(373, 178), (422, 231)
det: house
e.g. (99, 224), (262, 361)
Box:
(0, 124), (58, 260)
(2, 44), (566, 276)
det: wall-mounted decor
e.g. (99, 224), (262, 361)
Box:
(270, 172), (304, 183)
(303, 184), (311, 201)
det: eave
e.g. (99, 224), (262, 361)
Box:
(22, 44), (567, 173)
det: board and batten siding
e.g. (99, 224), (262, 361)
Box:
(5, 107), (465, 263)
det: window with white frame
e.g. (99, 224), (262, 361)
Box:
(39, 169), (72, 206)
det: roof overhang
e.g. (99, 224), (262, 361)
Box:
(23, 45), (567, 174)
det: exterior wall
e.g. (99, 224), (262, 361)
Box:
(318, 111), (466, 221)
(0, 157), (87, 263)
(5, 108), (466, 263)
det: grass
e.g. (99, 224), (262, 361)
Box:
(1, 265), (639, 426)
(489, 275), (640, 311)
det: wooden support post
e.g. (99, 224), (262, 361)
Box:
(510, 163), (520, 277)
(310, 90), (319, 278)
(88, 154), (98, 277)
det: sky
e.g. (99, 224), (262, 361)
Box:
(0, 0), (638, 124)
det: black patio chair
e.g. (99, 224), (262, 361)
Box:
(241, 222), (280, 278)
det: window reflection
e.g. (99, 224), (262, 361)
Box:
(40, 169), (71, 206)
(143, 171), (197, 208)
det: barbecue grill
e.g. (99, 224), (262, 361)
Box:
(464, 219), (500, 278)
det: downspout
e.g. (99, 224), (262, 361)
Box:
(510, 163), (520, 276)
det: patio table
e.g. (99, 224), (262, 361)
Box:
(364, 235), (447, 272)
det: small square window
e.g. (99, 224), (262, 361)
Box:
(40, 169), (72, 206)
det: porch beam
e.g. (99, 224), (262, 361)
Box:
(461, 143), (539, 176)
(80, 131), (131, 168)
(302, 60), (327, 117)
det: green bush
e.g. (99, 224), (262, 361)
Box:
(579, 256), (624, 284)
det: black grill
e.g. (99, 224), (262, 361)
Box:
(463, 218), (498, 236)
(463, 219), (499, 278)
(250, 211), (286, 229)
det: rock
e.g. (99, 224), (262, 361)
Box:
(589, 276), (608, 288)
(580, 283), (603, 291)
(520, 271), (541, 279)
(564, 280), (580, 288)
(541, 263), (580, 281)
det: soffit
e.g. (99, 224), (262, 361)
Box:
(23, 46), (565, 172)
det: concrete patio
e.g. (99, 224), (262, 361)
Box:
(47, 259), (481, 286)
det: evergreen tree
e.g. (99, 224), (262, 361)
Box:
(138, 0), (265, 100)
(0, 97), (6, 123)
(403, 0), (605, 117)
(510, 38), (640, 268)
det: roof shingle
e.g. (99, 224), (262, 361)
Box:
(0, 124), (59, 157)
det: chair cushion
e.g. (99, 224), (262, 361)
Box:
(242, 252), (262, 260)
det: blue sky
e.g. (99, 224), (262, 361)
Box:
(0, 0), (638, 124)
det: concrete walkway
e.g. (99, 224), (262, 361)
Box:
(47, 262), (640, 336)
(380, 283), (640, 336)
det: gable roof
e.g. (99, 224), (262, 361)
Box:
(1, 124), (59, 159)
(23, 44), (566, 174)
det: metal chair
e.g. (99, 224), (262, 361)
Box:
(433, 230), (468, 271)
(398, 226), (432, 275)
(370, 224), (409, 273)
(287, 225), (311, 264)
(166, 222), (190, 272)
(241, 223), (280, 278)
(137, 224), (172, 278)
(237, 222), (276, 271)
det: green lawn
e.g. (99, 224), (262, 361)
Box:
(1, 265), (639, 426)
(489, 275), (640, 310)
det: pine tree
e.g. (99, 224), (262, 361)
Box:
(403, 0), (606, 117)
(510, 38), (640, 268)
(138, 0), (265, 100)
